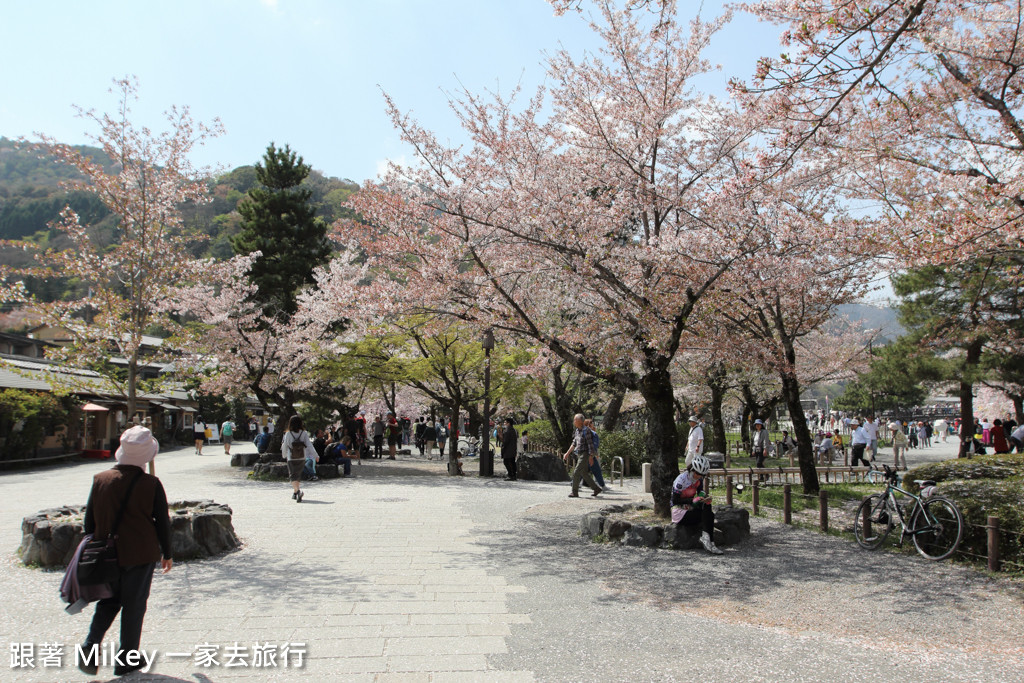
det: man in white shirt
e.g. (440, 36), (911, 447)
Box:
(864, 415), (879, 461)
(850, 419), (870, 467)
(685, 416), (704, 466)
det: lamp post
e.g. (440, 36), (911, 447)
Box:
(480, 328), (495, 477)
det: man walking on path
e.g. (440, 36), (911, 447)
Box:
(864, 415), (879, 461)
(562, 414), (602, 498)
(685, 415), (704, 466)
(851, 419), (870, 467)
(221, 419), (234, 455)
(501, 417), (518, 481)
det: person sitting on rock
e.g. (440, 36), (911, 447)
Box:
(670, 454), (723, 555)
(253, 426), (271, 454)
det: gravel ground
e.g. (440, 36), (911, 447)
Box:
(1, 443), (1020, 682)
(458, 474), (1024, 683)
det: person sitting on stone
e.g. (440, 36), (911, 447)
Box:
(670, 454), (723, 555)
(324, 435), (354, 477)
(253, 426), (271, 454)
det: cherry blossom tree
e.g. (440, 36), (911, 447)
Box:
(327, 1), (767, 516)
(739, 0), (1024, 291)
(0, 77), (222, 420)
(165, 254), (349, 449)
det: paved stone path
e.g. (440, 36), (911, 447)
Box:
(1, 441), (1022, 682)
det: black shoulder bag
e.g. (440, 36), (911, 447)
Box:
(78, 470), (143, 586)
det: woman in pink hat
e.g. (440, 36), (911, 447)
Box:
(78, 425), (172, 677)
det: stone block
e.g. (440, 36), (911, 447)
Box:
(623, 524), (662, 547)
(516, 453), (570, 482)
(315, 463), (340, 479)
(580, 512), (605, 539)
(605, 519), (632, 541)
(664, 523), (702, 550)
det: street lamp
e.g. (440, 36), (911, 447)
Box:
(480, 328), (495, 477)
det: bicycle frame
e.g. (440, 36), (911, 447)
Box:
(880, 482), (930, 544)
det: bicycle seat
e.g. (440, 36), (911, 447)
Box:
(914, 480), (936, 487)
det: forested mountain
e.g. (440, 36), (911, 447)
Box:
(0, 135), (359, 263)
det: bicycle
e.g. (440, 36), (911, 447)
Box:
(853, 464), (964, 560)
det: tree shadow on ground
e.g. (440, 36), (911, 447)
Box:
(473, 506), (1014, 621)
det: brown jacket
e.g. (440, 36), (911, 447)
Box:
(84, 465), (171, 566)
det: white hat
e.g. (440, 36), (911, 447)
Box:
(115, 425), (159, 468)
(687, 415), (699, 423)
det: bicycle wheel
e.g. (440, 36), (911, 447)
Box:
(910, 496), (963, 561)
(854, 494), (893, 549)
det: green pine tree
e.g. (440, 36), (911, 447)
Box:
(231, 143), (332, 317)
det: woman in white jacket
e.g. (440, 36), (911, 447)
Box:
(282, 415), (318, 503)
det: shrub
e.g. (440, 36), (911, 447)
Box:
(520, 419), (560, 452)
(0, 389), (71, 461)
(598, 428), (648, 476)
(906, 455), (1024, 570)
(907, 454), (1024, 484)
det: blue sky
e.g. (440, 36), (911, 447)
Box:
(0, 0), (781, 183)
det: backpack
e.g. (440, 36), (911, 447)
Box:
(289, 431), (307, 460)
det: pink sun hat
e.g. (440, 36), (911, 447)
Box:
(115, 425), (159, 468)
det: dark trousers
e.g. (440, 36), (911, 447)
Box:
(851, 443), (869, 467)
(678, 504), (715, 535)
(339, 457), (352, 476)
(373, 435), (383, 458)
(753, 448), (766, 469)
(503, 455), (517, 480)
(589, 457), (605, 488)
(87, 563), (155, 655)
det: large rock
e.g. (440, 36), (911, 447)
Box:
(230, 452), (260, 467)
(663, 522), (702, 550)
(606, 519), (632, 541)
(624, 524), (663, 547)
(19, 500), (238, 567)
(251, 462), (339, 479)
(712, 506), (750, 547)
(580, 512), (605, 539)
(580, 503), (750, 553)
(516, 452), (570, 482)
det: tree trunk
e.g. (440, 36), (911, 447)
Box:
(127, 354), (138, 421)
(638, 368), (680, 518)
(958, 340), (983, 458)
(708, 364), (727, 453)
(1010, 394), (1023, 426)
(603, 385), (626, 431)
(740, 383), (758, 444)
(448, 402), (461, 475)
(780, 371), (819, 494)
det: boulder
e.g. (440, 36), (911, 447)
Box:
(580, 512), (605, 539)
(251, 462), (290, 479)
(230, 452), (260, 467)
(663, 522), (702, 550)
(516, 452), (570, 482)
(315, 463), (339, 479)
(713, 506), (750, 547)
(19, 501), (238, 567)
(605, 519), (632, 541)
(623, 524), (663, 548)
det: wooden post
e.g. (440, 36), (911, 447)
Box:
(783, 484), (792, 525)
(725, 451), (731, 468)
(861, 495), (872, 538)
(726, 476), (733, 506)
(988, 516), (1001, 572)
(819, 490), (828, 532)
(752, 481), (760, 516)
